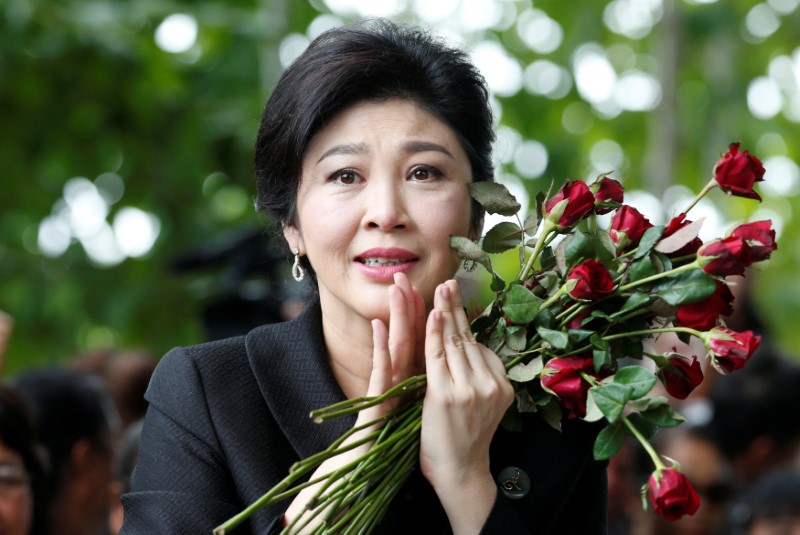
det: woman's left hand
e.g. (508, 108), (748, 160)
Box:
(420, 279), (515, 534)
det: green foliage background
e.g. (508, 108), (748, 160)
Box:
(1, 0), (798, 374)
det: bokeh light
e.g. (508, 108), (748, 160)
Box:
(154, 13), (198, 54)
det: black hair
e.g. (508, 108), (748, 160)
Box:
(254, 19), (495, 278)
(0, 382), (47, 535)
(12, 368), (117, 491)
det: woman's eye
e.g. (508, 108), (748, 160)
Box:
(410, 166), (443, 181)
(330, 170), (360, 185)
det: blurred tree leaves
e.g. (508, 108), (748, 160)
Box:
(1, 0), (798, 374)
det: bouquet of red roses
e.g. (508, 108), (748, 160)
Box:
(215, 142), (775, 533)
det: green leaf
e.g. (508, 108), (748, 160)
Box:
(590, 383), (632, 423)
(536, 327), (569, 349)
(450, 236), (491, 271)
(565, 230), (595, 266)
(640, 404), (686, 428)
(534, 308), (556, 330)
(611, 293), (651, 318)
(540, 246), (556, 271)
(539, 400), (562, 432)
(596, 230), (617, 263)
(490, 274), (506, 292)
(612, 366), (657, 399)
(508, 356), (543, 382)
(583, 389), (604, 422)
(652, 269), (717, 305)
(506, 324), (527, 351)
(633, 226), (665, 260)
(593, 421), (627, 460)
(568, 329), (594, 344)
(483, 221), (523, 253)
(468, 182), (521, 216)
(502, 285), (543, 324)
(628, 395), (669, 412)
(589, 333), (611, 371)
(628, 255), (658, 282)
(523, 209), (541, 237)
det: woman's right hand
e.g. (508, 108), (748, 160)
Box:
(284, 272), (425, 530)
(361, 272), (426, 421)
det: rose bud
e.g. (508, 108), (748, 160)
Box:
(713, 142), (765, 201)
(567, 259), (614, 301)
(658, 354), (704, 400)
(544, 180), (596, 230)
(706, 327), (761, 373)
(729, 220), (777, 262)
(675, 282), (735, 332)
(540, 356), (596, 417)
(661, 213), (703, 257)
(648, 468), (701, 521)
(696, 236), (752, 277)
(591, 176), (624, 215)
(610, 205), (653, 250)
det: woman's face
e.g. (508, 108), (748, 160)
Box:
(0, 441), (32, 535)
(284, 98), (474, 323)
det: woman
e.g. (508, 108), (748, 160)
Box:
(0, 383), (44, 535)
(121, 20), (607, 534)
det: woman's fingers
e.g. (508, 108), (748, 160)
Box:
(367, 319), (391, 398)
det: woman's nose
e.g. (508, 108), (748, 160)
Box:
(362, 178), (408, 231)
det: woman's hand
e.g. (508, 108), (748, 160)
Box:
(284, 272), (425, 530)
(362, 272), (426, 418)
(420, 279), (515, 535)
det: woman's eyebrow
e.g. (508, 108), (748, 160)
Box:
(317, 142), (370, 163)
(401, 140), (454, 159)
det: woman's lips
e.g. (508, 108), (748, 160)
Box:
(355, 248), (419, 280)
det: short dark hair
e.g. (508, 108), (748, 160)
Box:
(0, 382), (47, 535)
(12, 368), (116, 488)
(0, 382), (44, 482)
(254, 19), (495, 255)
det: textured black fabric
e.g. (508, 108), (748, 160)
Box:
(120, 300), (608, 534)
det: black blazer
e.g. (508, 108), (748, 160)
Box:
(121, 300), (608, 534)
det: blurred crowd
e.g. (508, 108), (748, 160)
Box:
(2, 270), (800, 535)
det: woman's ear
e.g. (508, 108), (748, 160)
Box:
(282, 222), (304, 254)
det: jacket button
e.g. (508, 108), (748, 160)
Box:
(497, 466), (530, 499)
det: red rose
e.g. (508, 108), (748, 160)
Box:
(659, 354), (704, 400)
(697, 236), (752, 277)
(610, 205), (653, 250)
(541, 356), (595, 417)
(707, 327), (761, 373)
(675, 282), (735, 332)
(568, 259), (614, 301)
(661, 213), (703, 257)
(713, 142), (765, 201)
(648, 468), (701, 521)
(729, 220), (777, 262)
(544, 180), (596, 229)
(591, 177), (624, 215)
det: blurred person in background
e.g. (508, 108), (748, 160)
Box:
(736, 470), (800, 535)
(13, 368), (118, 535)
(68, 349), (156, 430)
(0, 382), (46, 535)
